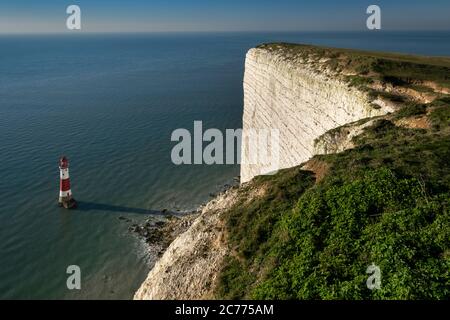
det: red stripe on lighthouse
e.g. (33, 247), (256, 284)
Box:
(60, 179), (71, 191)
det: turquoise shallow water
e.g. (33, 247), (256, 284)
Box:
(0, 32), (449, 299)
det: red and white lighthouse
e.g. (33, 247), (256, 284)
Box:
(58, 156), (77, 209)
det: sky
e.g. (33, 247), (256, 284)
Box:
(0, 0), (449, 33)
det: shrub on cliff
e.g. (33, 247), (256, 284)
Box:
(252, 168), (449, 299)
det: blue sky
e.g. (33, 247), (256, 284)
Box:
(0, 0), (449, 33)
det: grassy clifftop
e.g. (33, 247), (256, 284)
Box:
(258, 42), (450, 88)
(217, 44), (450, 299)
(259, 43), (450, 107)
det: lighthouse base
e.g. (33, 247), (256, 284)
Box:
(59, 198), (77, 209)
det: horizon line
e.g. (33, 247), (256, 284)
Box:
(1, 29), (450, 35)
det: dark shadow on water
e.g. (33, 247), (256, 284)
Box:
(75, 201), (166, 215)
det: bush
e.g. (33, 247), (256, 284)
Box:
(253, 169), (449, 299)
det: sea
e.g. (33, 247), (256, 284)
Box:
(0, 31), (449, 299)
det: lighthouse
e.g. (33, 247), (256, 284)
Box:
(58, 156), (77, 209)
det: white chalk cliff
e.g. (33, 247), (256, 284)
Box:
(134, 45), (394, 300)
(240, 46), (392, 182)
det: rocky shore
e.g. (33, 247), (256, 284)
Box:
(128, 178), (239, 261)
(133, 181), (243, 300)
(128, 213), (199, 257)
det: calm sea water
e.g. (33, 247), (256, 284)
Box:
(0, 31), (449, 299)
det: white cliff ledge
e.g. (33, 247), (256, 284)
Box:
(240, 45), (393, 183)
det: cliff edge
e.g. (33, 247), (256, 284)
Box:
(135, 44), (450, 300)
(241, 45), (391, 182)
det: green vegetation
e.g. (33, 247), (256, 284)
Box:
(393, 103), (427, 119)
(429, 96), (450, 131)
(217, 45), (450, 300)
(346, 75), (373, 88)
(254, 170), (449, 299)
(368, 90), (406, 103)
(218, 168), (316, 299)
(259, 43), (450, 92)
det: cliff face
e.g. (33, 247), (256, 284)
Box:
(240, 46), (392, 182)
(135, 44), (450, 300)
(135, 46), (393, 300)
